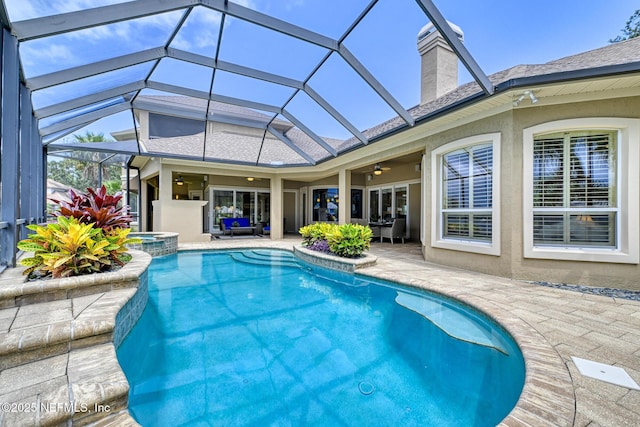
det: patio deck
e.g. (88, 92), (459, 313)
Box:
(1, 237), (638, 426)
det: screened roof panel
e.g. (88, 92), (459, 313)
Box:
(282, 126), (334, 163)
(3, 0), (496, 168)
(48, 146), (134, 165)
(169, 7), (222, 56)
(217, 16), (329, 81)
(242, 0), (372, 39)
(31, 63), (153, 110)
(149, 58), (214, 92)
(212, 70), (298, 106)
(286, 90), (354, 141)
(342, 0), (425, 109)
(144, 134), (205, 159)
(47, 141), (137, 165)
(257, 135), (310, 167)
(20, 11), (183, 78)
(204, 123), (263, 163)
(307, 53), (400, 132)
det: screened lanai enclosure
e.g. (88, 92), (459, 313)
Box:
(0, 0), (494, 268)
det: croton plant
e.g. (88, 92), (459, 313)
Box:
(17, 186), (140, 279)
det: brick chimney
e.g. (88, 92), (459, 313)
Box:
(417, 22), (464, 105)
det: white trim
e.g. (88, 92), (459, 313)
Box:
(431, 133), (501, 256)
(523, 117), (640, 264)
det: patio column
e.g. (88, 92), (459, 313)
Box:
(270, 176), (283, 239)
(338, 168), (351, 224)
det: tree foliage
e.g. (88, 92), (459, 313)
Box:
(610, 9), (640, 43)
(47, 131), (122, 191)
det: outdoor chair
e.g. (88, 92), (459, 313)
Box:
(380, 218), (405, 244)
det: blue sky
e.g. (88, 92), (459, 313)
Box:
(5, 0), (636, 143)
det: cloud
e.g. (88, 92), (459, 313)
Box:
(6, 0), (123, 21)
(284, 0), (305, 11)
(20, 43), (76, 71)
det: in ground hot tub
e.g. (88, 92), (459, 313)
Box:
(126, 232), (178, 257)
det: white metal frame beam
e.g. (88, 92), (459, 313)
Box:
(267, 125), (316, 165)
(27, 47), (165, 90)
(40, 103), (130, 137)
(11, 0), (195, 41)
(34, 81), (146, 119)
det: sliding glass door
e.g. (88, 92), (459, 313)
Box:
(208, 188), (269, 232)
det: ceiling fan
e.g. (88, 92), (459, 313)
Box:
(174, 175), (193, 186)
(370, 163), (391, 175)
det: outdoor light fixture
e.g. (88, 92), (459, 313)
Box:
(513, 90), (538, 107)
(246, 177), (254, 182)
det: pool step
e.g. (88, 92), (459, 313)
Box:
(0, 289), (138, 371)
(395, 291), (509, 354)
(229, 250), (301, 269)
(0, 343), (133, 426)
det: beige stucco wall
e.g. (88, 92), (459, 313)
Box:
(152, 200), (210, 243)
(409, 183), (421, 241)
(421, 97), (640, 289)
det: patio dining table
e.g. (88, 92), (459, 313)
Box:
(368, 222), (392, 242)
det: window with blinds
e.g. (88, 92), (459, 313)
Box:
(442, 143), (493, 241)
(532, 131), (617, 247)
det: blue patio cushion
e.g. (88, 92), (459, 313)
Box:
(222, 217), (251, 228)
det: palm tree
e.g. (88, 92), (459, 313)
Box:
(47, 131), (122, 191)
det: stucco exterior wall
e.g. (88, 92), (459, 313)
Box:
(152, 200), (210, 243)
(422, 97), (640, 289)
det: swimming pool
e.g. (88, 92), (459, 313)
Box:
(117, 249), (525, 426)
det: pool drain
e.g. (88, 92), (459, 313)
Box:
(358, 381), (375, 395)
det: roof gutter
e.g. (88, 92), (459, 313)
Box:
(338, 91), (489, 155)
(347, 60), (640, 154)
(495, 60), (640, 92)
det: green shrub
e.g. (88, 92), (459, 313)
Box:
(299, 223), (372, 258)
(299, 222), (337, 246)
(326, 223), (373, 257)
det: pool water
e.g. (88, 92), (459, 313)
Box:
(117, 250), (524, 426)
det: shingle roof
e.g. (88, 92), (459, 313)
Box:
(359, 37), (640, 143)
(135, 37), (640, 164)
